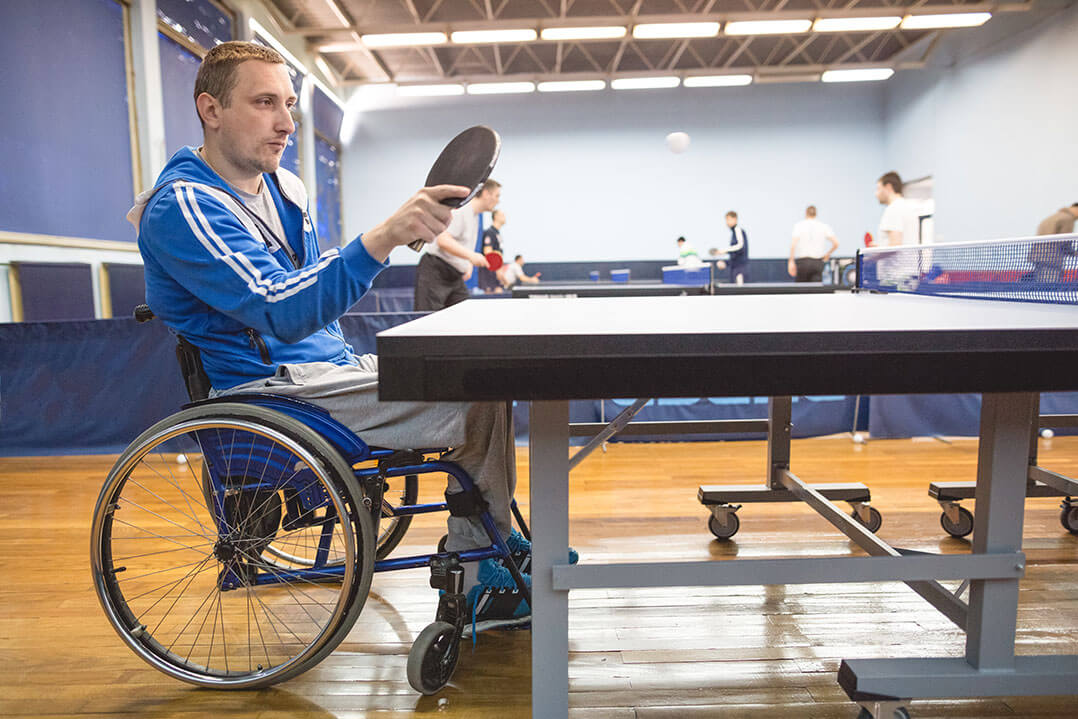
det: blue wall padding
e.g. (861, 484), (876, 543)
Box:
(17, 263), (96, 321)
(870, 393), (1078, 438)
(105, 264), (147, 319)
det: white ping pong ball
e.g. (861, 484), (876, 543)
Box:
(1041, 429), (1055, 439)
(176, 453), (188, 464)
(852, 433), (865, 444)
(666, 131), (690, 154)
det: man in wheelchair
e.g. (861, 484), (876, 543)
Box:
(126, 41), (551, 627)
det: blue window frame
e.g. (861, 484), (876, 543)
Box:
(315, 135), (342, 252)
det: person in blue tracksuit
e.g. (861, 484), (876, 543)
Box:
(128, 41), (541, 623)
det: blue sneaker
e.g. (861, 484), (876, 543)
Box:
(462, 558), (531, 636)
(501, 529), (578, 575)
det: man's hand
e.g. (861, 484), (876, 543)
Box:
(361, 185), (470, 262)
(787, 259), (797, 278)
(470, 251), (490, 269)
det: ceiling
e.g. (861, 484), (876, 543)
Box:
(257, 0), (1028, 87)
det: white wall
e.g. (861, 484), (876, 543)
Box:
(884, 1), (1078, 244)
(342, 82), (887, 262)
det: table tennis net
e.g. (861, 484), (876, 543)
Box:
(857, 235), (1078, 305)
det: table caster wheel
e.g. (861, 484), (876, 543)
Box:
(941, 506), (974, 538)
(853, 506), (883, 533)
(708, 512), (740, 540)
(1061, 500), (1078, 536)
(407, 621), (460, 695)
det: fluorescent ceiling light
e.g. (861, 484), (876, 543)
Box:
(900, 12), (991, 29)
(683, 74), (752, 87)
(467, 81), (536, 95)
(821, 68), (895, 83)
(361, 32), (447, 48)
(537, 79), (606, 92)
(322, 0), (350, 27)
(632, 22), (720, 39)
(813, 16), (901, 32)
(611, 76), (680, 90)
(541, 26), (627, 41)
(314, 57), (337, 85)
(725, 19), (812, 35)
(318, 42), (362, 53)
(398, 84), (465, 97)
(755, 72), (820, 84)
(451, 29), (538, 44)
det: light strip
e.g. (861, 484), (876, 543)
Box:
(398, 84), (465, 97)
(537, 79), (607, 92)
(632, 22), (720, 39)
(813, 16), (902, 32)
(466, 81), (536, 95)
(541, 26), (627, 41)
(611, 76), (680, 90)
(314, 57), (338, 86)
(361, 32), (448, 48)
(451, 29), (538, 44)
(318, 42), (362, 53)
(900, 12), (991, 29)
(821, 68), (895, 83)
(683, 74), (753, 87)
(725, 19), (812, 35)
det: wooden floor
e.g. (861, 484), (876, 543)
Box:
(2, 435), (1077, 718)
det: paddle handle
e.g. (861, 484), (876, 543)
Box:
(408, 239), (426, 251)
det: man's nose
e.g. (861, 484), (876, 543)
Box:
(279, 106), (296, 134)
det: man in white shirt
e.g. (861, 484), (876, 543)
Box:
(873, 172), (921, 246)
(787, 205), (839, 282)
(414, 179), (502, 310)
(499, 254), (541, 288)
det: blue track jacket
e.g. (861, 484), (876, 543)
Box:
(128, 147), (387, 390)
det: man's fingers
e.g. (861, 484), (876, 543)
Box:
(426, 184), (471, 202)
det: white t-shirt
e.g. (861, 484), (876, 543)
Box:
(791, 218), (835, 259)
(878, 197), (921, 246)
(501, 262), (524, 285)
(426, 204), (480, 275)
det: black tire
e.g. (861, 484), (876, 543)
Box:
(437, 534), (449, 554)
(407, 621), (460, 695)
(91, 402), (375, 689)
(941, 506), (975, 538)
(707, 512), (740, 540)
(376, 474), (419, 560)
(1060, 501), (1078, 536)
(853, 506), (883, 533)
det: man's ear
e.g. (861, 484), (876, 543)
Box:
(195, 92), (221, 130)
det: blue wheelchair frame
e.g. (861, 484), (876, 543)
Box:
(190, 392), (529, 593)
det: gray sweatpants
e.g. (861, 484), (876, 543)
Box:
(219, 358), (517, 554)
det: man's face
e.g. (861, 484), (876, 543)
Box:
(477, 187), (501, 212)
(209, 61), (296, 177)
(725, 215), (736, 228)
(875, 181), (889, 204)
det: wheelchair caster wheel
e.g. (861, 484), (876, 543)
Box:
(707, 512), (739, 540)
(852, 506), (883, 533)
(858, 708), (910, 719)
(407, 621), (461, 695)
(437, 534), (448, 554)
(1061, 500), (1078, 535)
(941, 506), (974, 538)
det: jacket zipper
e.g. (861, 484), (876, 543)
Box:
(245, 328), (272, 364)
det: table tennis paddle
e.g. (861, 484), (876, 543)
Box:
(484, 251), (503, 270)
(408, 125), (501, 251)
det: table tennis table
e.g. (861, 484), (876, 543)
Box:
(377, 238), (1078, 719)
(511, 281), (710, 298)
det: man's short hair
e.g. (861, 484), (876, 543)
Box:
(878, 171), (903, 194)
(676, 236), (686, 243)
(514, 254), (523, 261)
(806, 205), (817, 217)
(481, 179), (502, 194)
(1072, 202), (1078, 208)
(194, 41), (286, 126)
(491, 209), (504, 221)
(726, 211), (738, 219)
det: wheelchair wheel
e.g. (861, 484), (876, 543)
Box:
(91, 403), (375, 689)
(407, 621), (461, 695)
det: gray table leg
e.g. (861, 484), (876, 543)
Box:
(966, 392), (1035, 670)
(530, 400), (570, 719)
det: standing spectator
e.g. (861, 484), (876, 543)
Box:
(788, 205), (839, 282)
(414, 179), (501, 311)
(477, 209), (506, 294)
(723, 211), (749, 284)
(873, 172), (920, 246)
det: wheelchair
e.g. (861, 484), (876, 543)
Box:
(90, 306), (531, 694)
